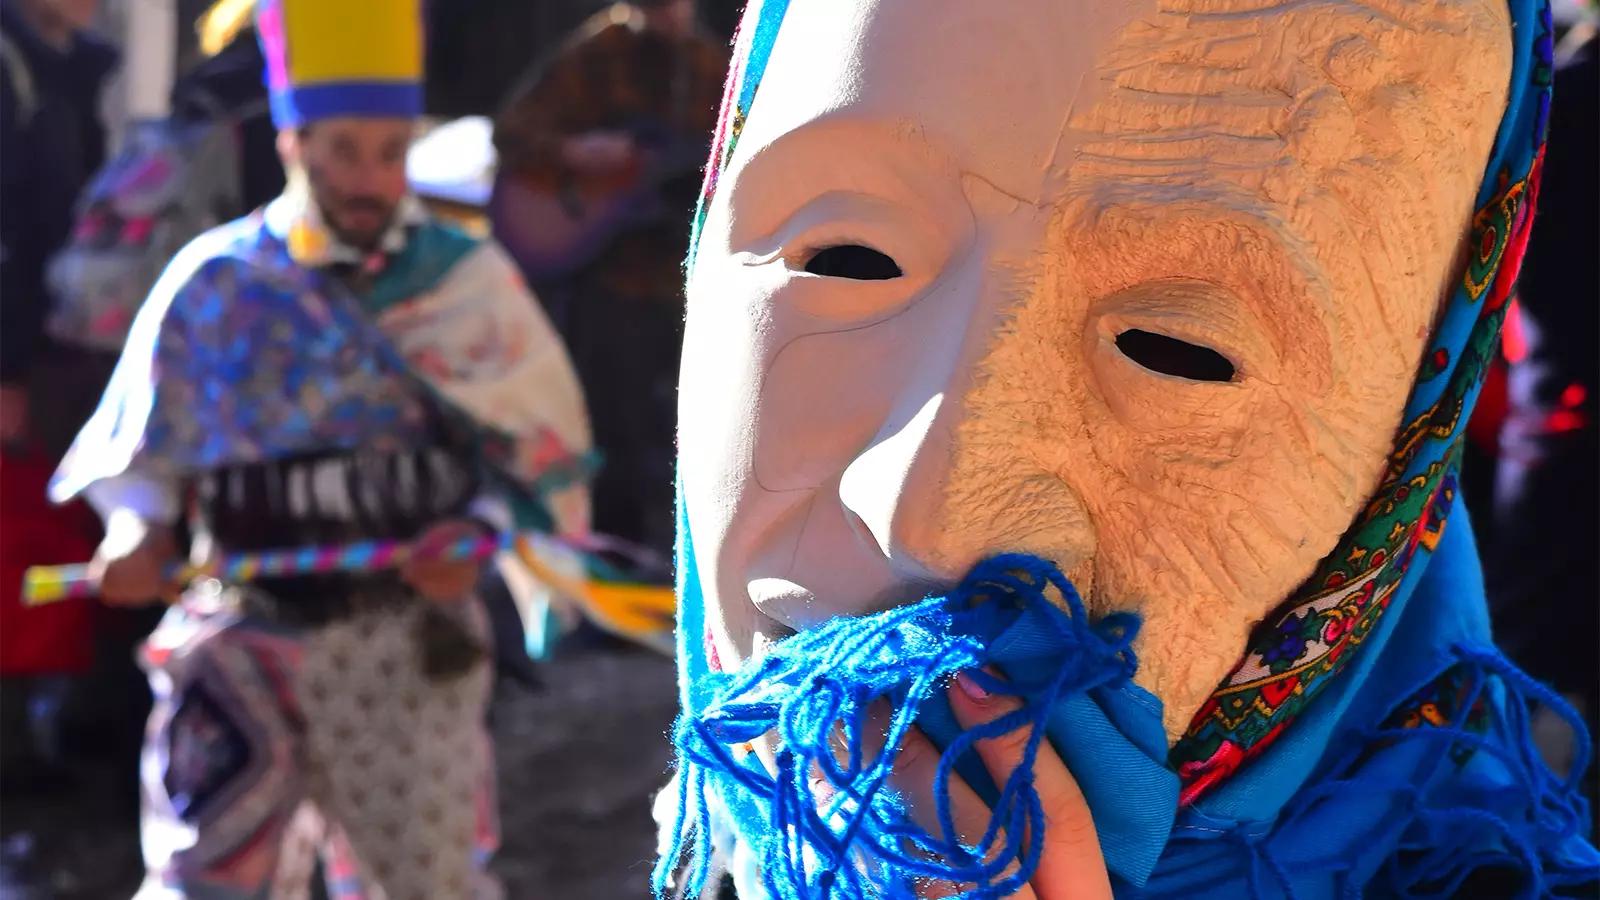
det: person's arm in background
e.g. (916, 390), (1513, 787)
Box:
(492, 19), (636, 181)
(50, 237), (226, 606)
(83, 472), (183, 606)
(0, 57), (43, 444)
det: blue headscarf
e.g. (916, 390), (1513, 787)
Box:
(659, 0), (1599, 897)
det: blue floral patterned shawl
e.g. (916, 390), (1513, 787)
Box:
(658, 0), (1600, 898)
(49, 191), (595, 527)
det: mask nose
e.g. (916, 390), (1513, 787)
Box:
(740, 306), (975, 631)
(838, 389), (960, 586)
(743, 406), (957, 632)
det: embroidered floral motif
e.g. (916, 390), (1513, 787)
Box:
(1379, 663), (1493, 768)
(1171, 150), (1546, 802)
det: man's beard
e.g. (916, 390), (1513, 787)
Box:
(305, 162), (397, 252)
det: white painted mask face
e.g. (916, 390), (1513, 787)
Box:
(679, 0), (1511, 736)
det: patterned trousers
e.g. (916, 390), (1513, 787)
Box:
(131, 592), (502, 900)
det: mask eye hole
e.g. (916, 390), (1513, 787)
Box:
(804, 245), (902, 280)
(1115, 329), (1236, 383)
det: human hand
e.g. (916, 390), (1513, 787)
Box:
(401, 519), (486, 603)
(560, 131), (638, 172)
(91, 516), (180, 608)
(884, 671), (1114, 900)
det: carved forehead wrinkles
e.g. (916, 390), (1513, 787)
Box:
(1159, 0), (1500, 28)
(1056, 0), (1510, 341)
(1073, 0), (1508, 175)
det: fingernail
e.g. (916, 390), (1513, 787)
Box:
(955, 671), (990, 703)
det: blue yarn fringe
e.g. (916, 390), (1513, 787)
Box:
(659, 555), (1596, 899)
(656, 554), (1139, 900)
(1370, 647), (1593, 899)
(1254, 645), (1596, 900)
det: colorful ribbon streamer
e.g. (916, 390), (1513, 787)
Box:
(22, 531), (518, 605)
(20, 531), (647, 605)
(22, 530), (680, 656)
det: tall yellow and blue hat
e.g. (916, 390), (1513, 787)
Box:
(255, 0), (425, 128)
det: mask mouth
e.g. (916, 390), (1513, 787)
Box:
(742, 580), (827, 651)
(747, 577), (815, 617)
(746, 572), (956, 635)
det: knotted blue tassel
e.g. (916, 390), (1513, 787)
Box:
(1257, 645), (1597, 900)
(656, 554), (1140, 900)
(1362, 648), (1595, 899)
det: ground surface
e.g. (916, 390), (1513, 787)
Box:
(0, 644), (681, 900)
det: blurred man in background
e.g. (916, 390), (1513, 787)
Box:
(48, 0), (591, 894)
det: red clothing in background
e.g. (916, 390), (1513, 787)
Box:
(0, 445), (98, 676)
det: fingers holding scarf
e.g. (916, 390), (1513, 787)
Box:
(947, 670), (1112, 900)
(867, 671), (1114, 900)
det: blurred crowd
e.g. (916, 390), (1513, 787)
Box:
(0, 0), (727, 894)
